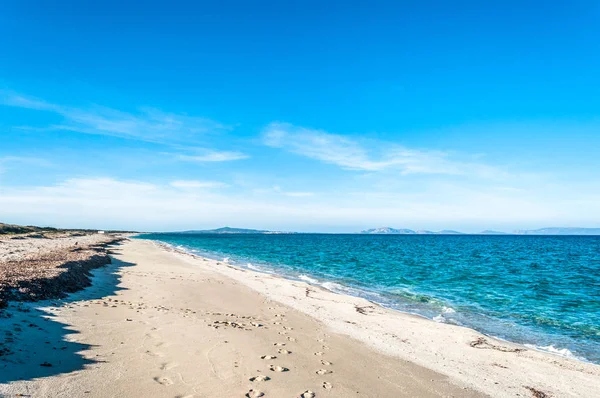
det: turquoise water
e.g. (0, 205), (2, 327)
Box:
(138, 233), (600, 363)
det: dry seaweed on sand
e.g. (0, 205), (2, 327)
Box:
(0, 234), (123, 306)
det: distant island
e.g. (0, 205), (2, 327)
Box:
(361, 227), (600, 235)
(513, 227), (600, 235)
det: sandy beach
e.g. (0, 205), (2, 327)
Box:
(1, 237), (599, 397)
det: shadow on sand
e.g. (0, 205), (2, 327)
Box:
(0, 244), (135, 385)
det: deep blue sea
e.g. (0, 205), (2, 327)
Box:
(137, 233), (600, 363)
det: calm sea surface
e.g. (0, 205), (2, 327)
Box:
(137, 233), (600, 363)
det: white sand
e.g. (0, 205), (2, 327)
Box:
(1, 238), (598, 397)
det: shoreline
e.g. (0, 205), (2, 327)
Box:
(1, 238), (482, 397)
(1, 238), (598, 397)
(151, 239), (600, 397)
(148, 238), (593, 365)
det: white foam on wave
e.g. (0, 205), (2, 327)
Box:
(246, 263), (261, 271)
(321, 281), (350, 293)
(298, 274), (319, 284)
(223, 257), (230, 263)
(524, 344), (582, 360)
(430, 306), (457, 324)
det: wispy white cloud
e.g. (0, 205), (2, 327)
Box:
(170, 180), (228, 189)
(262, 122), (506, 178)
(283, 191), (314, 197)
(0, 156), (53, 166)
(252, 185), (315, 198)
(176, 150), (249, 162)
(0, 93), (56, 111)
(272, 185), (314, 197)
(0, 156), (53, 176)
(0, 91), (233, 146)
(264, 122), (387, 171)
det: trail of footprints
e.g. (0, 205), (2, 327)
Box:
(247, 309), (334, 397)
(76, 297), (268, 333)
(67, 296), (271, 395)
(63, 297), (334, 396)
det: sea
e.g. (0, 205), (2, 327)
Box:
(137, 233), (600, 364)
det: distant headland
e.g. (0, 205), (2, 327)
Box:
(360, 227), (600, 235)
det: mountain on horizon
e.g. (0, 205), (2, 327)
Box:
(361, 227), (600, 235)
(436, 230), (464, 235)
(513, 227), (600, 235)
(177, 227), (291, 234)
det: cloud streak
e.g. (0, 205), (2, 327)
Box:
(262, 122), (505, 178)
(0, 91), (237, 148)
(176, 150), (249, 162)
(170, 180), (228, 189)
(0, 156), (53, 176)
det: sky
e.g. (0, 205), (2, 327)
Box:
(1, 1), (600, 232)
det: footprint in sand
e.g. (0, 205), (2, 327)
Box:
(316, 369), (332, 375)
(323, 381), (332, 390)
(300, 391), (316, 398)
(287, 337), (297, 342)
(270, 365), (289, 372)
(314, 352), (324, 356)
(160, 362), (179, 371)
(273, 342), (286, 346)
(153, 376), (174, 386)
(249, 375), (270, 382)
(278, 349), (292, 354)
(321, 360), (332, 366)
(261, 355), (277, 360)
(146, 350), (166, 358)
(245, 389), (264, 398)
(278, 331), (288, 335)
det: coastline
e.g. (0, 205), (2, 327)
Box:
(139, 233), (600, 365)
(155, 239), (600, 397)
(0, 238), (598, 397)
(0, 237), (481, 397)
(148, 237), (596, 364)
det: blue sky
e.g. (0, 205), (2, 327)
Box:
(1, 1), (599, 232)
